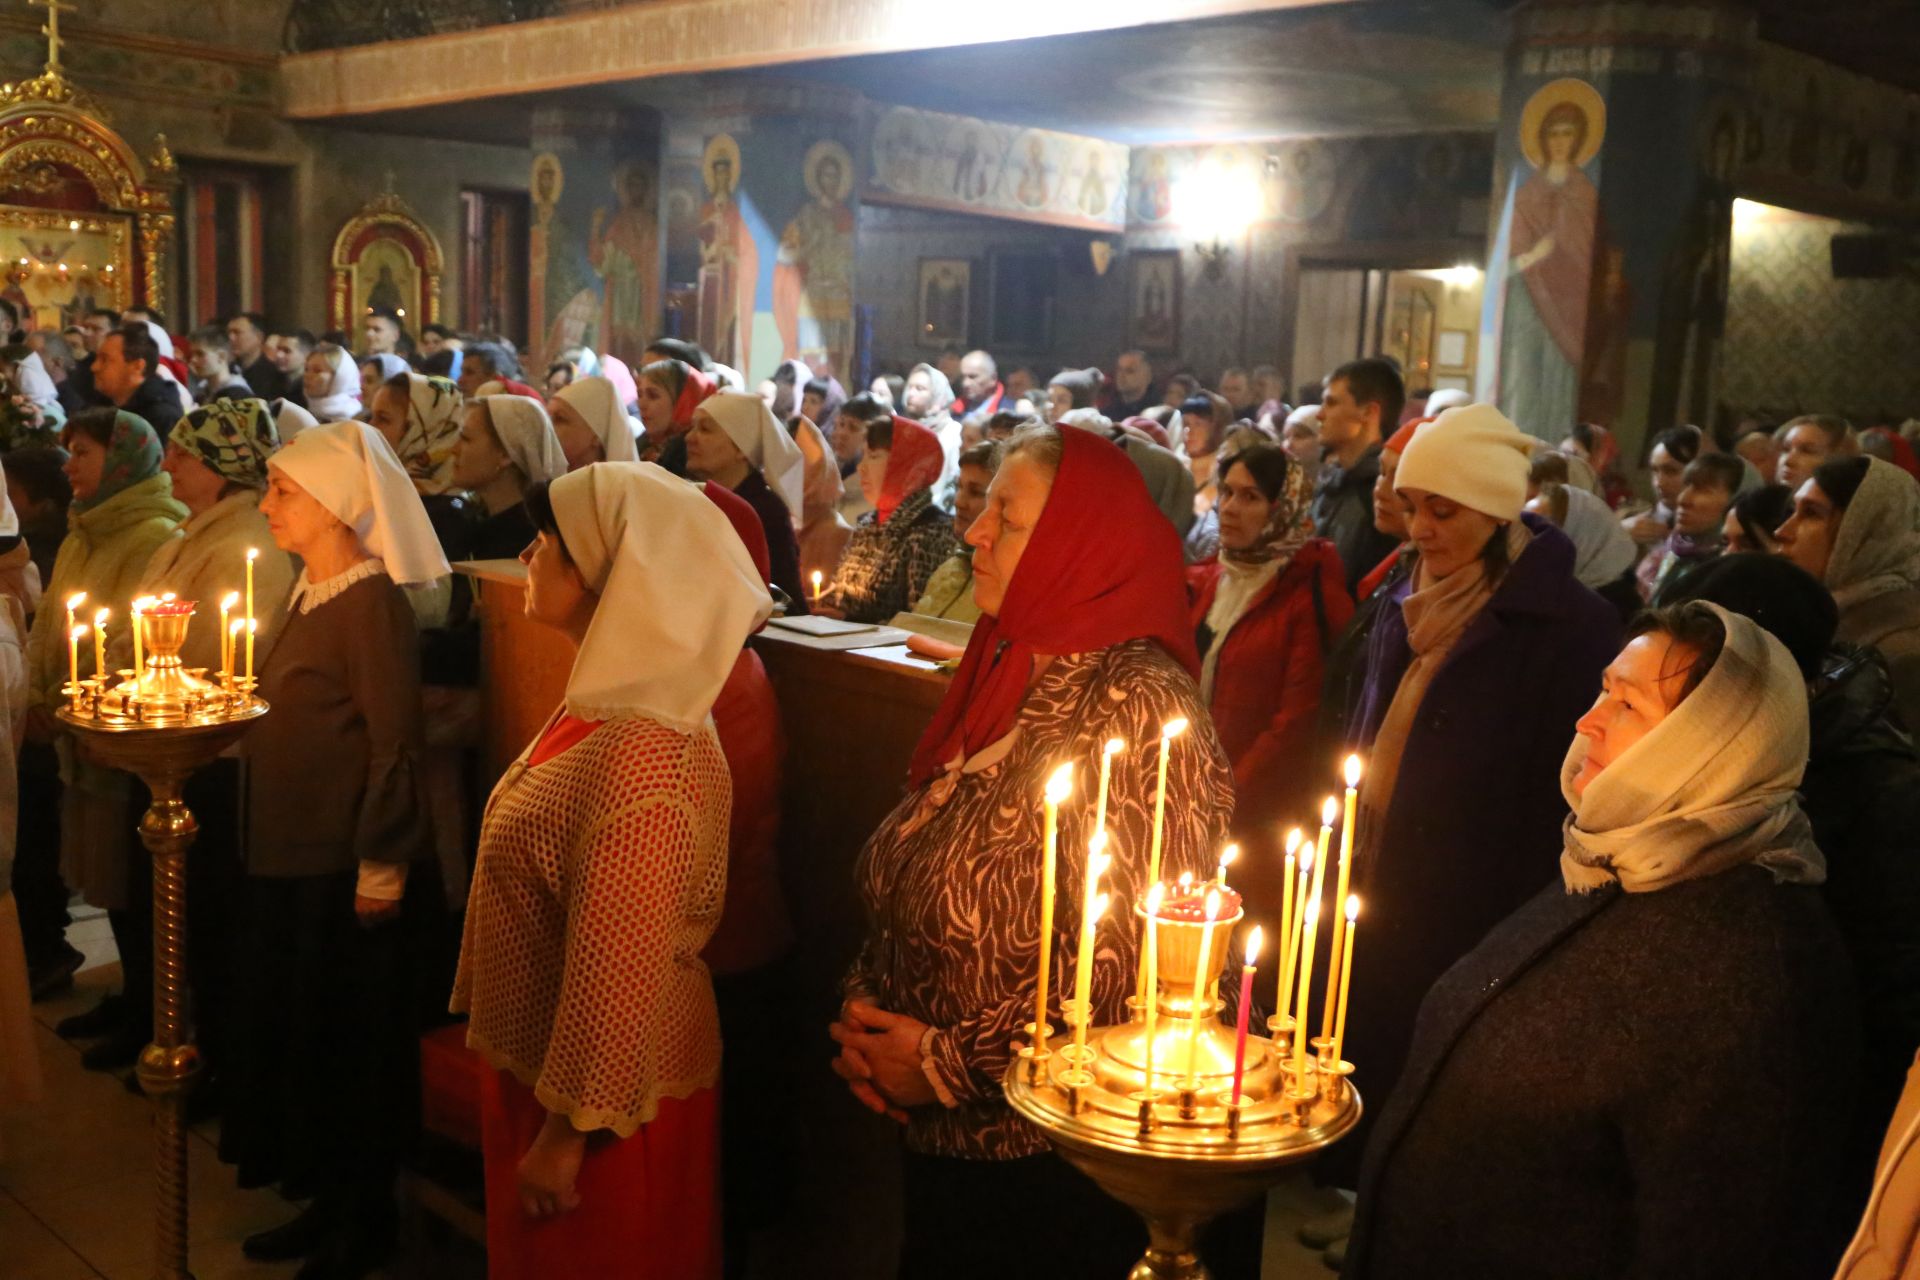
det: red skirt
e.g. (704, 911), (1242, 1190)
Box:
(479, 1069), (721, 1280)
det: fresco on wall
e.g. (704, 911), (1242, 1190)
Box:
(774, 141), (856, 377)
(697, 133), (758, 375)
(589, 161), (660, 366)
(529, 145), (662, 369)
(1486, 78), (1610, 439)
(866, 104), (1126, 229)
(1125, 141), (1338, 230)
(1740, 44), (1920, 210)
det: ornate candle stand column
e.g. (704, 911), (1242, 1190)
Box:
(58, 603), (266, 1280)
(1005, 903), (1361, 1280)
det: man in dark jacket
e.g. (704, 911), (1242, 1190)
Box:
(1312, 358), (1403, 594)
(92, 323), (186, 433)
(226, 312), (288, 400)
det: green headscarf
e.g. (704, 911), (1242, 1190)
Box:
(72, 409), (164, 512)
(169, 397), (279, 490)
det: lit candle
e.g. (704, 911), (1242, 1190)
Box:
(1276, 829), (1302, 1024)
(1332, 896), (1359, 1064)
(1035, 762), (1074, 1053)
(1231, 925), (1263, 1107)
(1278, 841), (1312, 1024)
(1293, 893), (1322, 1083)
(64, 592), (84, 642)
(1323, 757), (1363, 1042)
(810, 569), (822, 608)
(1071, 834), (1112, 1062)
(1314, 795), (1336, 895)
(1141, 882), (1164, 1099)
(219, 592), (239, 679)
(1094, 738), (1123, 838)
(67, 624), (84, 689)
(91, 608), (107, 680)
(246, 619), (257, 682)
(1185, 888), (1222, 1086)
(245, 547), (258, 633)
(1214, 842), (1239, 889)
(1147, 718), (1188, 889)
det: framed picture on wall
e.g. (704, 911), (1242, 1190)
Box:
(1128, 249), (1180, 353)
(1435, 328), (1470, 370)
(917, 258), (971, 348)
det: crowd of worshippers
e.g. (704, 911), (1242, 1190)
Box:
(0, 297), (1919, 1280)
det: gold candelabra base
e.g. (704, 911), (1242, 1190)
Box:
(58, 701), (266, 1280)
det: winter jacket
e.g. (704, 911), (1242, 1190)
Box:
(703, 647), (792, 976)
(1311, 442), (1398, 596)
(1187, 540), (1353, 833)
(1804, 643), (1920, 1235)
(1345, 867), (1859, 1280)
(1339, 514), (1620, 1158)
(1837, 587), (1920, 735)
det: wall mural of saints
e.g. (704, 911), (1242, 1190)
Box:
(589, 161), (661, 367)
(773, 140), (855, 378)
(1494, 78), (1609, 436)
(698, 133), (758, 375)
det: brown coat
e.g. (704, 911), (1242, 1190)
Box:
(244, 571), (430, 878)
(1837, 1051), (1920, 1280)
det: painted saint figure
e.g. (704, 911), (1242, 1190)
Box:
(1499, 83), (1604, 435)
(773, 142), (855, 377)
(589, 161), (662, 367)
(697, 135), (758, 376)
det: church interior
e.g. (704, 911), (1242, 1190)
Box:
(3, 1), (1920, 1278)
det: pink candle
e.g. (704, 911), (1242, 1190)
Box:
(1230, 926), (1263, 1107)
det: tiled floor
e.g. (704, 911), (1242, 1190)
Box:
(4, 911), (1342, 1280)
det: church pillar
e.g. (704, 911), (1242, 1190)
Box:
(528, 105), (663, 371)
(660, 82), (864, 386)
(1477, 1), (1754, 461)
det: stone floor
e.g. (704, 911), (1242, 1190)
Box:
(1, 910), (1344, 1280)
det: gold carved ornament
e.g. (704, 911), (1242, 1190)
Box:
(328, 190), (445, 332)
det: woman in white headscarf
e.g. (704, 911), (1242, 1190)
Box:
(685, 390), (808, 611)
(1526, 479), (1641, 622)
(452, 395), (568, 560)
(1776, 455), (1920, 732)
(301, 343), (362, 423)
(550, 374), (640, 471)
(1346, 602), (1857, 1280)
(791, 413), (852, 593)
(904, 362), (960, 489)
(453, 461), (769, 1280)
(224, 420), (447, 1275)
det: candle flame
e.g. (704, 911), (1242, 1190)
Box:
(810, 570), (822, 589)
(1161, 716), (1189, 740)
(1306, 894), (1322, 918)
(92, 607), (107, 625)
(65, 592), (85, 610)
(1103, 737), (1124, 757)
(247, 547), (259, 562)
(1300, 844), (1315, 874)
(221, 591), (240, 610)
(229, 619), (245, 636)
(1321, 795), (1339, 826)
(1346, 895), (1361, 923)
(1044, 762), (1074, 804)
(1284, 826), (1303, 855)
(69, 624), (85, 640)
(1091, 892), (1111, 921)
(1091, 852), (1111, 882)
(1218, 843), (1239, 871)
(131, 595), (156, 611)
(1202, 887), (1221, 921)
(1144, 882), (1165, 913)
(1344, 754), (1364, 787)
(160, 592), (175, 603)
(1177, 871), (1193, 891)
(248, 620), (258, 635)
(1245, 924), (1264, 963)
(1089, 828), (1108, 854)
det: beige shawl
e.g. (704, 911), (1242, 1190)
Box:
(1560, 603), (1824, 894)
(1828, 456), (1920, 611)
(1366, 521), (1531, 813)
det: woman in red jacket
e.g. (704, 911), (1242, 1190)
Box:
(1188, 441), (1353, 911)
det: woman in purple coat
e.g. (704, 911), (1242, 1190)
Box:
(1327, 406), (1620, 1210)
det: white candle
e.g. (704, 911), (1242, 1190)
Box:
(1323, 756), (1363, 1042)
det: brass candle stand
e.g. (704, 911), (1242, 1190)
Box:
(1006, 901), (1361, 1280)
(57, 602), (266, 1280)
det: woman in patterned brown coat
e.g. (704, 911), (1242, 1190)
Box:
(831, 423), (1236, 1278)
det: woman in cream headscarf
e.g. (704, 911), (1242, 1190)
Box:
(452, 395), (569, 560)
(225, 420), (446, 1275)
(550, 374), (640, 471)
(791, 412), (852, 593)
(453, 461), (769, 1279)
(1346, 602), (1857, 1280)
(1777, 455), (1920, 732)
(685, 390), (807, 611)
(302, 343), (362, 423)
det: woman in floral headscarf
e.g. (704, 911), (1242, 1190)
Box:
(140, 397), (297, 1099)
(821, 415), (958, 623)
(28, 407), (186, 1070)
(1186, 440), (1353, 845)
(369, 372), (466, 496)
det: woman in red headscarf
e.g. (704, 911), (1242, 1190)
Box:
(829, 423), (1235, 1279)
(636, 359), (717, 477)
(817, 415), (959, 622)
